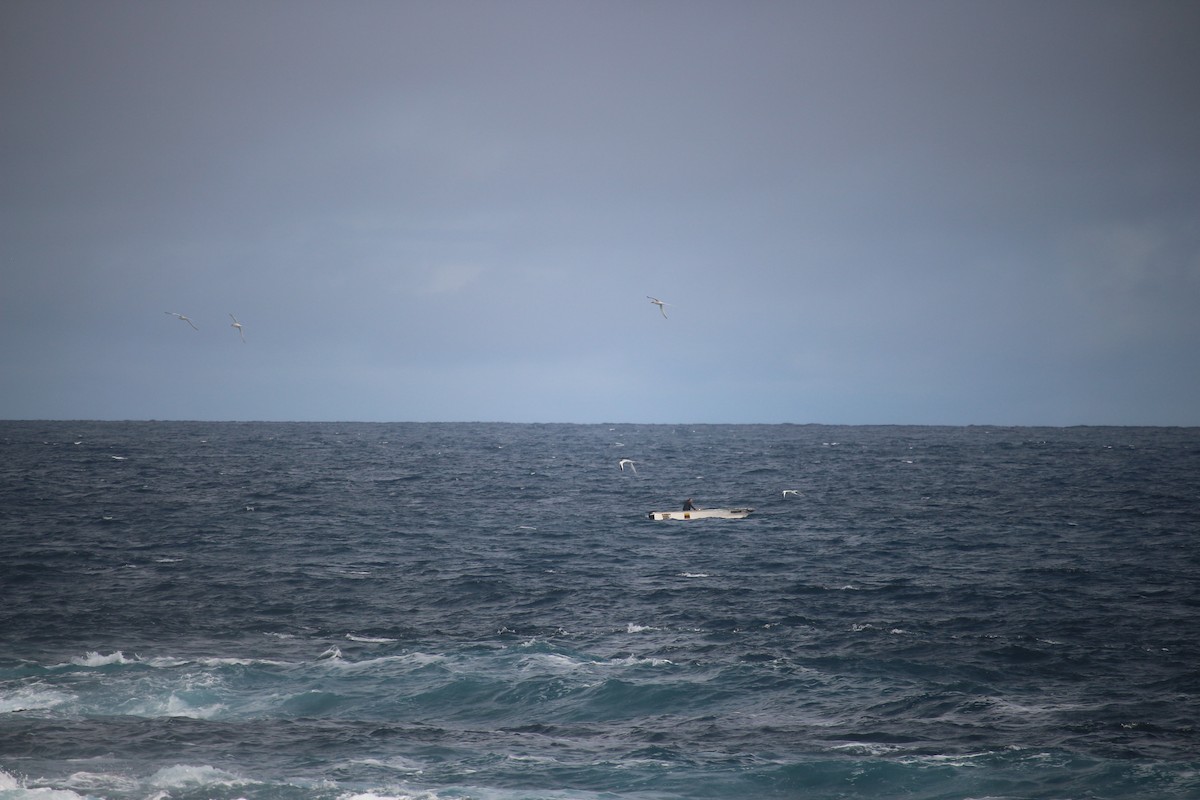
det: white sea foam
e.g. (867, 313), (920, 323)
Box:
(346, 634), (399, 643)
(830, 741), (902, 757)
(333, 569), (374, 579)
(519, 653), (588, 674)
(146, 764), (249, 789)
(326, 651), (448, 674)
(61, 652), (228, 671)
(60, 771), (140, 795)
(113, 683), (229, 720)
(0, 771), (87, 799)
(899, 751), (994, 768)
(0, 685), (72, 713)
(195, 656), (290, 668)
(70, 651), (132, 667)
(610, 655), (674, 667)
(345, 756), (426, 774)
(163, 692), (227, 719)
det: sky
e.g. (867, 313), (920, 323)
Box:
(2, 0), (1198, 425)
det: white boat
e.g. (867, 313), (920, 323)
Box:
(648, 507), (754, 521)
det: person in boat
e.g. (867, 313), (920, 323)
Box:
(682, 498), (696, 511)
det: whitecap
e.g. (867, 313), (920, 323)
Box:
(346, 634), (399, 644)
(162, 693), (227, 719)
(61, 771), (140, 795)
(344, 756), (425, 774)
(333, 652), (448, 673)
(333, 569), (373, 579)
(0, 783), (85, 799)
(504, 753), (560, 764)
(610, 655), (674, 667)
(898, 751), (993, 768)
(830, 741), (901, 757)
(0, 685), (73, 713)
(69, 651), (133, 667)
(140, 655), (191, 668)
(518, 652), (590, 674)
(147, 764), (249, 789)
(195, 656), (289, 668)
(114, 684), (229, 720)
(0, 771), (87, 799)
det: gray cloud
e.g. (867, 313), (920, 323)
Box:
(2, 0), (1198, 423)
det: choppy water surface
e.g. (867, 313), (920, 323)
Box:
(1, 421), (1198, 799)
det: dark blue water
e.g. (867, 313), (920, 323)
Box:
(2, 421), (1198, 799)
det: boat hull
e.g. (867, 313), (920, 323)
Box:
(648, 508), (754, 521)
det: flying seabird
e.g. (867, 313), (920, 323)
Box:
(782, 489), (800, 497)
(165, 311), (199, 331)
(229, 313), (246, 343)
(646, 296), (669, 318)
(618, 459), (638, 474)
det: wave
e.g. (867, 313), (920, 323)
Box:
(144, 764), (250, 790)
(2, 642), (680, 726)
(4, 750), (1198, 800)
(46, 652), (285, 671)
(0, 685), (72, 714)
(69, 651), (134, 668)
(2, 765), (660, 800)
(0, 770), (88, 800)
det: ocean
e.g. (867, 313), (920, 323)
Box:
(1, 421), (1197, 800)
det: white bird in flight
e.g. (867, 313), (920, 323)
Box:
(229, 313), (246, 343)
(618, 458), (638, 474)
(165, 311), (198, 331)
(782, 489), (800, 497)
(646, 296), (669, 318)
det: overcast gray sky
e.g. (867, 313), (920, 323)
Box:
(2, 0), (1198, 424)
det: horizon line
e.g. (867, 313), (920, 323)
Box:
(2, 418), (1197, 430)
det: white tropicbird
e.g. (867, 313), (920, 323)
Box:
(618, 459), (638, 474)
(165, 311), (199, 331)
(229, 313), (246, 343)
(646, 296), (669, 318)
